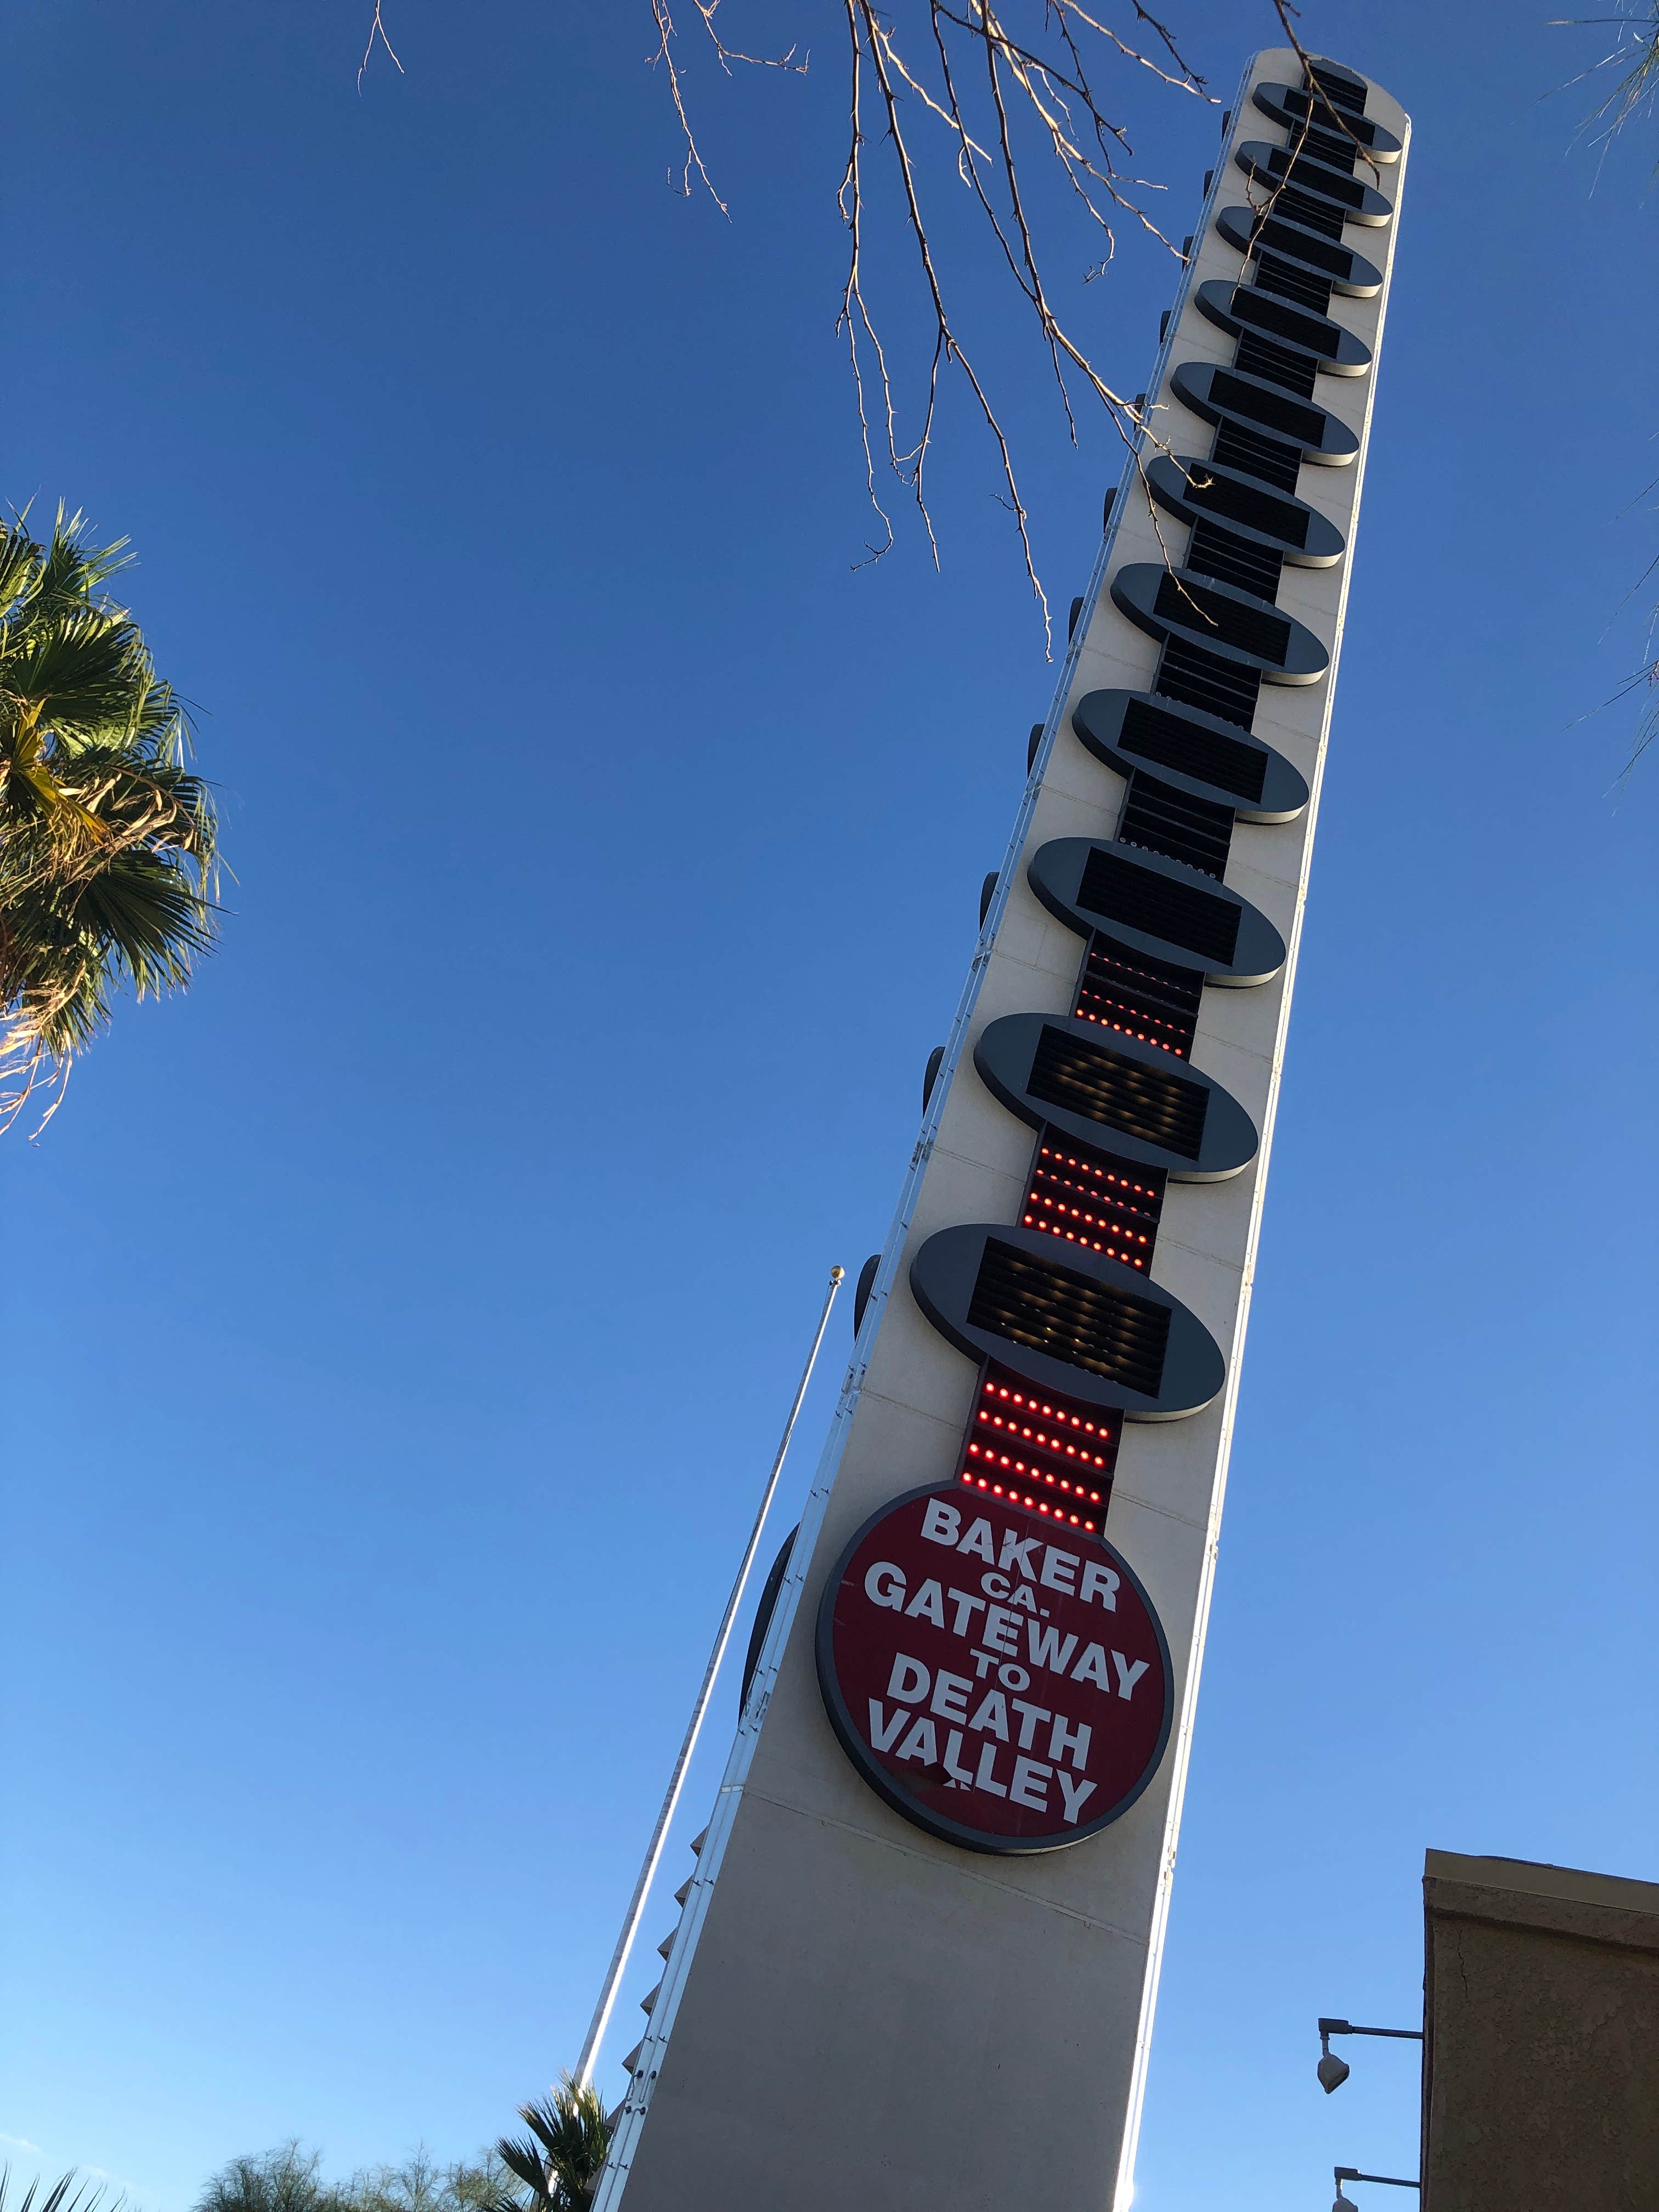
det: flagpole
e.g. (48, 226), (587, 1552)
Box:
(574, 1263), (845, 2089)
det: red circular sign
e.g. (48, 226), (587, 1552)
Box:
(816, 1482), (1173, 1854)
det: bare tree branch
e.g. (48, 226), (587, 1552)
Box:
(359, 1), (1288, 642)
(357, 0), (404, 93)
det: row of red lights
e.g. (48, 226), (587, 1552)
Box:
(1029, 1204), (1149, 1246)
(1023, 1209), (1149, 1271)
(967, 1442), (1103, 1502)
(1077, 988), (1182, 1024)
(982, 1381), (1107, 1435)
(1037, 1144), (1158, 1200)
(1073, 1000), (1188, 1057)
(1089, 946), (1193, 996)
(970, 1433), (1106, 1486)
(960, 1469), (1097, 1531)
(982, 1415), (1110, 1469)
(1028, 1194), (1150, 1244)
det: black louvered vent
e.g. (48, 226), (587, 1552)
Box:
(1076, 846), (1243, 964)
(1296, 125), (1361, 173)
(1233, 285), (1345, 353)
(1252, 217), (1356, 279)
(1211, 421), (1304, 494)
(1267, 151), (1373, 213)
(1307, 64), (1367, 113)
(1155, 635), (1265, 728)
(1153, 572), (1291, 664)
(966, 1239), (1172, 1396)
(1183, 465), (1310, 549)
(1116, 696), (1269, 803)
(1209, 371), (1327, 445)
(1119, 769), (1237, 879)
(958, 1364), (1119, 1530)
(1075, 931), (1204, 1057)
(1254, 254), (1336, 314)
(1273, 188), (1348, 240)
(1233, 332), (1320, 400)
(1186, 517), (1286, 601)
(1023, 1135), (1166, 1273)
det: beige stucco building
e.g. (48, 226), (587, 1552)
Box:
(1419, 1850), (1659, 2212)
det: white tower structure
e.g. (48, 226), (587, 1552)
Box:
(595, 49), (1409, 2212)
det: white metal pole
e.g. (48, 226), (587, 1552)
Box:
(573, 1263), (845, 2090)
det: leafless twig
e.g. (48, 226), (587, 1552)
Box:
(358, 0), (404, 92)
(359, 1), (1295, 642)
(672, 0), (1212, 646)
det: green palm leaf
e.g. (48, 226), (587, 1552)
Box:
(492, 2077), (611, 2212)
(0, 505), (218, 1130)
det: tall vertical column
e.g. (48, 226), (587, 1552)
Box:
(596, 49), (1408, 2212)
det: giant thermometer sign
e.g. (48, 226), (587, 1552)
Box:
(597, 49), (1408, 2212)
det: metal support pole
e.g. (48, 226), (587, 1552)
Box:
(573, 1263), (845, 2090)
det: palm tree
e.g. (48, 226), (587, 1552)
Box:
(0, 506), (217, 1131)
(493, 2079), (611, 2212)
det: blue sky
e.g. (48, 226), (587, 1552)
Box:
(2, 2), (1655, 2208)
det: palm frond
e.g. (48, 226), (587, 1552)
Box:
(0, 506), (219, 1131)
(488, 2142), (545, 2205)
(0, 2167), (123, 2212)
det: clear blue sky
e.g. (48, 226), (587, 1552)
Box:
(3, 3), (1655, 2208)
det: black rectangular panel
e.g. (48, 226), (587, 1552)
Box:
(1028, 1024), (1211, 1159)
(1232, 285), (1344, 354)
(1153, 572), (1291, 663)
(1252, 215), (1359, 277)
(1118, 696), (1269, 803)
(1075, 845), (1243, 963)
(1182, 467), (1310, 550)
(1209, 370), (1327, 445)
(966, 1239), (1172, 1396)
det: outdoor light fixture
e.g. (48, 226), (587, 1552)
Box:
(1331, 2165), (1420, 2209)
(1317, 2016), (1424, 2093)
